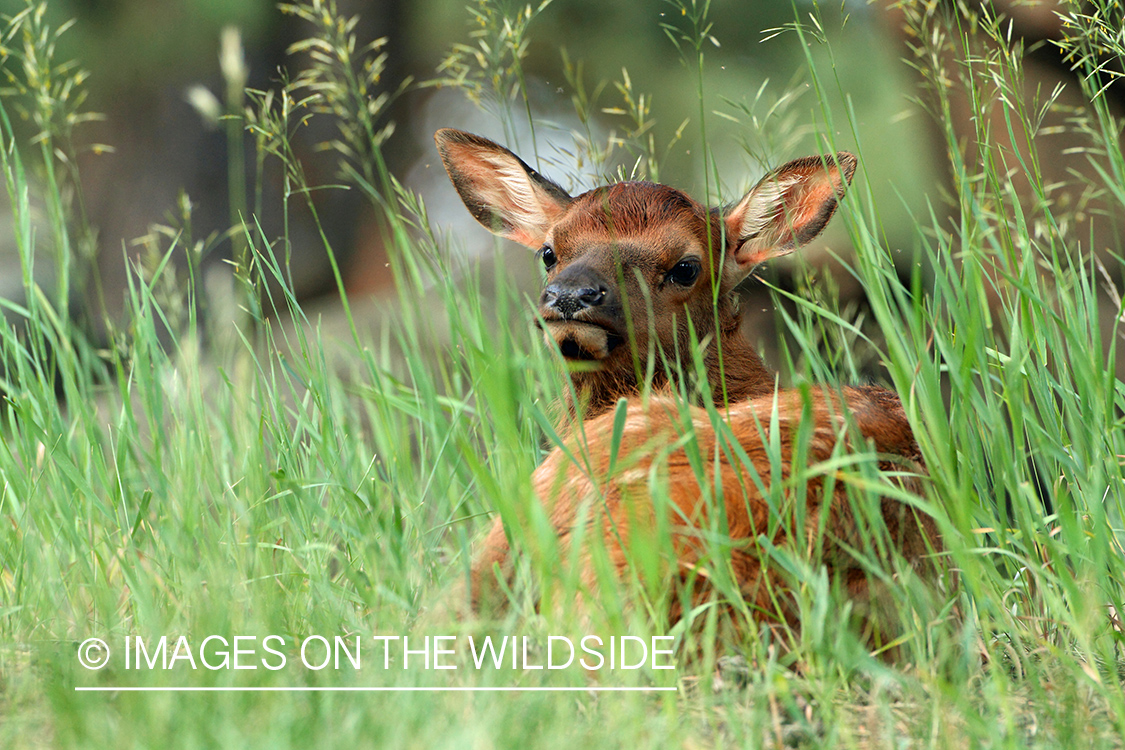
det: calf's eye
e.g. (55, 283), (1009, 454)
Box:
(665, 259), (701, 286)
(539, 245), (557, 271)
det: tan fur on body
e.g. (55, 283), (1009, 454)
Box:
(470, 388), (940, 631)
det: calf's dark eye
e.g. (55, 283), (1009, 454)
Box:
(665, 259), (701, 286)
(540, 245), (557, 271)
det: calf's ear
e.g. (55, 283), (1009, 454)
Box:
(722, 152), (857, 283)
(435, 129), (573, 249)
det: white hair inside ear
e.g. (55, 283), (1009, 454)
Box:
(722, 152), (856, 281)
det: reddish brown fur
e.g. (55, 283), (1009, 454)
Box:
(435, 129), (942, 639)
(471, 389), (941, 636)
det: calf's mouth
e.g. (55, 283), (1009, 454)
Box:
(540, 319), (624, 362)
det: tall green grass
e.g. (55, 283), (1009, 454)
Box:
(1, 0), (1124, 747)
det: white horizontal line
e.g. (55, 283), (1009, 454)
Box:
(75, 686), (676, 693)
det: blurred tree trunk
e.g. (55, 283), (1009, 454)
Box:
(77, 0), (407, 335)
(878, 0), (1125, 266)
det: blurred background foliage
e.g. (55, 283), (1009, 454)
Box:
(0, 0), (945, 325)
(0, 0), (1120, 356)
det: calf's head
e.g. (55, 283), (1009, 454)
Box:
(435, 128), (856, 407)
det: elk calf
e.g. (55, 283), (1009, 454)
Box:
(436, 129), (942, 636)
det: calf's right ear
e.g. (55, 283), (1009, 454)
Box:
(434, 129), (573, 249)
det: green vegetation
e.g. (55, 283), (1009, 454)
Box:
(1, 0), (1124, 747)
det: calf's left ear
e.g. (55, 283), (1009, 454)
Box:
(722, 152), (857, 281)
